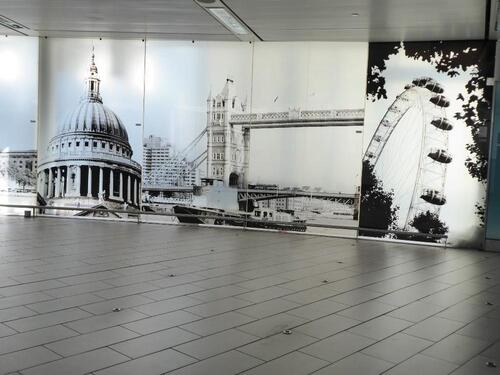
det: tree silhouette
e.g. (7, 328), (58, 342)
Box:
(398, 210), (449, 243)
(359, 160), (398, 237)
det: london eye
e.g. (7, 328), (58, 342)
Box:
(364, 77), (453, 230)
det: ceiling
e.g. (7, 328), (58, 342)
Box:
(0, 0), (495, 42)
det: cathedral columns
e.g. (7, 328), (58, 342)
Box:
(119, 172), (123, 201)
(127, 174), (131, 203)
(109, 170), (114, 198)
(76, 166), (82, 196)
(47, 168), (53, 198)
(99, 167), (104, 197)
(87, 166), (93, 197)
(55, 167), (61, 198)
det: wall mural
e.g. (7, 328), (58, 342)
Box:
(0, 36), (39, 215)
(37, 38), (144, 216)
(359, 41), (496, 247)
(141, 41), (368, 236)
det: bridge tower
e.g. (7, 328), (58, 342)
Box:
(206, 78), (246, 187)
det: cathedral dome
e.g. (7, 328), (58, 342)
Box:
(60, 100), (129, 142)
(56, 48), (129, 143)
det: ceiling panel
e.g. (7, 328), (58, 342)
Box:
(225, 0), (487, 41)
(0, 0), (236, 39)
(0, 0), (491, 41)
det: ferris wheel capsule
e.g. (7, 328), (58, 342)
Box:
(428, 148), (452, 163)
(412, 77), (432, 87)
(425, 81), (444, 94)
(431, 117), (453, 131)
(430, 95), (450, 108)
(420, 189), (446, 205)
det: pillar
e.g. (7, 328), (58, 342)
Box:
(55, 167), (61, 198)
(243, 128), (250, 186)
(87, 166), (92, 197)
(109, 170), (114, 198)
(76, 166), (82, 196)
(132, 177), (136, 205)
(127, 174), (131, 203)
(119, 171), (123, 201)
(135, 179), (139, 205)
(48, 168), (53, 198)
(99, 167), (104, 196)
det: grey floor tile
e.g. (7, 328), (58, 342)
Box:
(237, 286), (293, 303)
(93, 282), (159, 299)
(481, 341), (500, 361)
(312, 352), (393, 375)
(450, 355), (500, 375)
(93, 349), (195, 375)
(295, 314), (360, 339)
(404, 316), (465, 342)
(0, 306), (37, 323)
(238, 331), (317, 361)
(0, 292), (54, 310)
(0, 323), (16, 337)
(64, 309), (148, 334)
(168, 350), (263, 375)
(0, 325), (77, 355)
(175, 329), (259, 359)
(437, 302), (493, 323)
(44, 281), (113, 298)
(184, 297), (253, 318)
(300, 331), (375, 362)
(80, 295), (155, 315)
(422, 333), (491, 365)
(111, 327), (198, 358)
(348, 315), (412, 340)
(240, 351), (328, 375)
(235, 298), (299, 319)
(283, 286), (340, 305)
(237, 313), (307, 338)
(27, 293), (104, 314)
(0, 346), (61, 374)
(337, 300), (395, 322)
(287, 299), (349, 320)
(21, 348), (128, 375)
(456, 317), (500, 343)
(389, 301), (445, 323)
(5, 308), (92, 332)
(180, 311), (255, 336)
(122, 310), (200, 335)
(362, 332), (433, 363)
(186, 285), (249, 302)
(142, 284), (204, 301)
(133, 296), (201, 316)
(330, 288), (383, 306)
(45, 326), (138, 356)
(384, 354), (459, 375)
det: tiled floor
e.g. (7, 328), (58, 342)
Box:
(0, 216), (499, 375)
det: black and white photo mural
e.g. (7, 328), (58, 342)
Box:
(359, 41), (495, 247)
(37, 38), (144, 216)
(247, 42), (367, 236)
(141, 41), (368, 235)
(0, 36), (39, 215)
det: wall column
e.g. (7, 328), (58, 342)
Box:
(47, 168), (53, 198)
(132, 178), (136, 205)
(243, 128), (250, 186)
(99, 167), (104, 197)
(76, 166), (82, 196)
(87, 166), (92, 197)
(109, 170), (114, 198)
(119, 171), (123, 201)
(55, 167), (61, 198)
(127, 174), (131, 203)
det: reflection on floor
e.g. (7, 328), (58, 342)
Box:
(0, 216), (499, 375)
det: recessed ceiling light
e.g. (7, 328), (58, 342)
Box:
(351, 12), (360, 17)
(197, 0), (216, 3)
(208, 7), (248, 35)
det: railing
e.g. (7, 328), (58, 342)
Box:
(0, 203), (449, 245)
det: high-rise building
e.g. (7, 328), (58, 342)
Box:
(142, 135), (199, 187)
